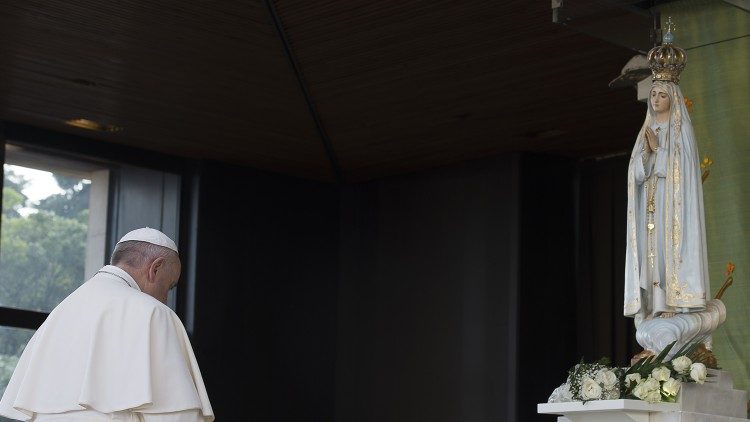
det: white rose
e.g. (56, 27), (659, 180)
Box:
(671, 356), (692, 374)
(632, 382), (647, 400)
(581, 377), (603, 400)
(596, 369), (618, 389)
(625, 373), (641, 388)
(690, 363), (707, 384)
(645, 389), (663, 403)
(603, 386), (620, 400)
(642, 377), (660, 392)
(662, 378), (681, 397)
(652, 366), (671, 382)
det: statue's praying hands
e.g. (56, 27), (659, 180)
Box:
(644, 126), (659, 152)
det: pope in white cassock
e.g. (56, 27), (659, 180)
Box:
(0, 228), (214, 422)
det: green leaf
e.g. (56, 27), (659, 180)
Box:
(653, 341), (677, 364)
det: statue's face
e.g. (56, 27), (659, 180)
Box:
(650, 87), (671, 114)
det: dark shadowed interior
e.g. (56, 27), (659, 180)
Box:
(0, 1), (670, 420)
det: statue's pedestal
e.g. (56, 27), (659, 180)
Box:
(538, 371), (748, 421)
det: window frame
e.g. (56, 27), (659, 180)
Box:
(0, 121), (198, 332)
(0, 128), (45, 330)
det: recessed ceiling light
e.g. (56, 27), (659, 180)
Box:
(65, 118), (122, 133)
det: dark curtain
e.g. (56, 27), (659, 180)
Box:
(337, 155), (520, 422)
(192, 161), (339, 422)
(521, 153), (643, 421)
(575, 154), (640, 367)
(517, 155), (578, 422)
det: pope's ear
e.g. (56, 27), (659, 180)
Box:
(148, 257), (166, 281)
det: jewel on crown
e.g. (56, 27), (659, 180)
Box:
(647, 17), (687, 84)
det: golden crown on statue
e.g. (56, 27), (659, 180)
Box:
(647, 17), (687, 84)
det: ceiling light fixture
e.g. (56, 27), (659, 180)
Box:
(65, 118), (123, 133)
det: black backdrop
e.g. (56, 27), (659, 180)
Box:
(189, 153), (638, 421)
(192, 162), (339, 421)
(575, 155), (640, 367)
(337, 155), (520, 421)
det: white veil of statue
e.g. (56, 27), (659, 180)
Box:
(623, 77), (710, 324)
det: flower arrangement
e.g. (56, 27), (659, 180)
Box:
(622, 341), (707, 403)
(565, 358), (621, 402)
(549, 340), (709, 404)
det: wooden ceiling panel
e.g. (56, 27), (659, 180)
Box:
(0, 0), (650, 182)
(275, 0), (646, 181)
(0, 1), (333, 180)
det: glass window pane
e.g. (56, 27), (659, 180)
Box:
(0, 325), (35, 415)
(0, 162), (91, 312)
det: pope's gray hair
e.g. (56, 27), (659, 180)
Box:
(110, 240), (176, 268)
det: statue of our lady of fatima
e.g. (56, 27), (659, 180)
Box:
(623, 19), (724, 359)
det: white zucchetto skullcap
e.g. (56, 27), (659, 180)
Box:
(116, 227), (178, 253)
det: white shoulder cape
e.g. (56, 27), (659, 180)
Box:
(0, 266), (214, 421)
